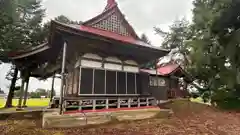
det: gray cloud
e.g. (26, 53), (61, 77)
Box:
(42, 0), (193, 33)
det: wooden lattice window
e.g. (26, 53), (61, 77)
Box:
(92, 14), (130, 36)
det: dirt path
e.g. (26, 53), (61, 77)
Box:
(1, 100), (240, 135)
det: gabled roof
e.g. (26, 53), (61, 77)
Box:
(157, 64), (181, 76)
(83, 0), (139, 39)
(141, 64), (193, 82)
(140, 64), (184, 76)
(157, 64), (193, 82)
(58, 21), (167, 51)
(8, 43), (50, 59)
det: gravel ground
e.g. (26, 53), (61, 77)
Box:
(1, 100), (240, 135)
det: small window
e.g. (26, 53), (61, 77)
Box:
(149, 77), (166, 87)
(153, 77), (158, 86)
(158, 78), (166, 86)
(149, 77), (154, 86)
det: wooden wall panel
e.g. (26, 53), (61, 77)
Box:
(66, 72), (73, 95)
(72, 68), (79, 95)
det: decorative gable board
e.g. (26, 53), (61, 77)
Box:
(83, 4), (139, 39)
(91, 13), (130, 36)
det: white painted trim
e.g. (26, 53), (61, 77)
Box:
(81, 59), (102, 68)
(124, 60), (138, 66)
(123, 66), (139, 73)
(105, 56), (122, 63)
(82, 53), (102, 60)
(104, 63), (122, 71)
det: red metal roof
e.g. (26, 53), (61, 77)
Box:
(141, 64), (184, 76)
(55, 22), (168, 51)
(140, 69), (158, 75)
(157, 64), (181, 76)
(79, 25), (136, 44)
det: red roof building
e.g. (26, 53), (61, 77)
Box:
(7, 0), (172, 112)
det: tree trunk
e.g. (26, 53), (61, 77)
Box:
(4, 67), (18, 108)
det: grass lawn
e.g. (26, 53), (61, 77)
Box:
(0, 98), (50, 108)
(190, 97), (204, 103)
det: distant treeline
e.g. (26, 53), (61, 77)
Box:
(14, 88), (56, 98)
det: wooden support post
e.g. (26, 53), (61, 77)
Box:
(78, 100), (82, 111)
(106, 98), (109, 109)
(17, 74), (25, 110)
(50, 75), (55, 102)
(125, 72), (127, 94)
(128, 98), (131, 108)
(134, 74), (137, 94)
(63, 100), (67, 112)
(104, 70), (106, 94)
(115, 71), (117, 94)
(93, 99), (96, 110)
(60, 41), (67, 115)
(92, 69), (95, 94)
(79, 67), (82, 95)
(117, 98), (120, 108)
(22, 74), (30, 107)
(137, 98), (140, 107)
(146, 98), (149, 106)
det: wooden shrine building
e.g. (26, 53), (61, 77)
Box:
(8, 0), (173, 113)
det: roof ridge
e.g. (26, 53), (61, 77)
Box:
(104, 0), (117, 11)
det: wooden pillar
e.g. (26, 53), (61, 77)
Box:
(92, 100), (96, 110)
(50, 75), (55, 102)
(128, 98), (131, 108)
(60, 41), (67, 114)
(146, 97), (149, 106)
(117, 98), (120, 108)
(17, 71), (25, 110)
(106, 98), (109, 109)
(78, 100), (82, 111)
(137, 98), (140, 107)
(22, 74), (30, 107)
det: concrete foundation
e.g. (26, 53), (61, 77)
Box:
(42, 108), (171, 128)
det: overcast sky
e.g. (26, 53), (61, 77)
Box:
(0, 0), (193, 94)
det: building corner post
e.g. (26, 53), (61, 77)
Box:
(17, 70), (26, 110)
(22, 72), (30, 107)
(60, 41), (67, 115)
(50, 74), (55, 102)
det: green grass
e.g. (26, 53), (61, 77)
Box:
(0, 98), (50, 108)
(190, 97), (204, 103)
